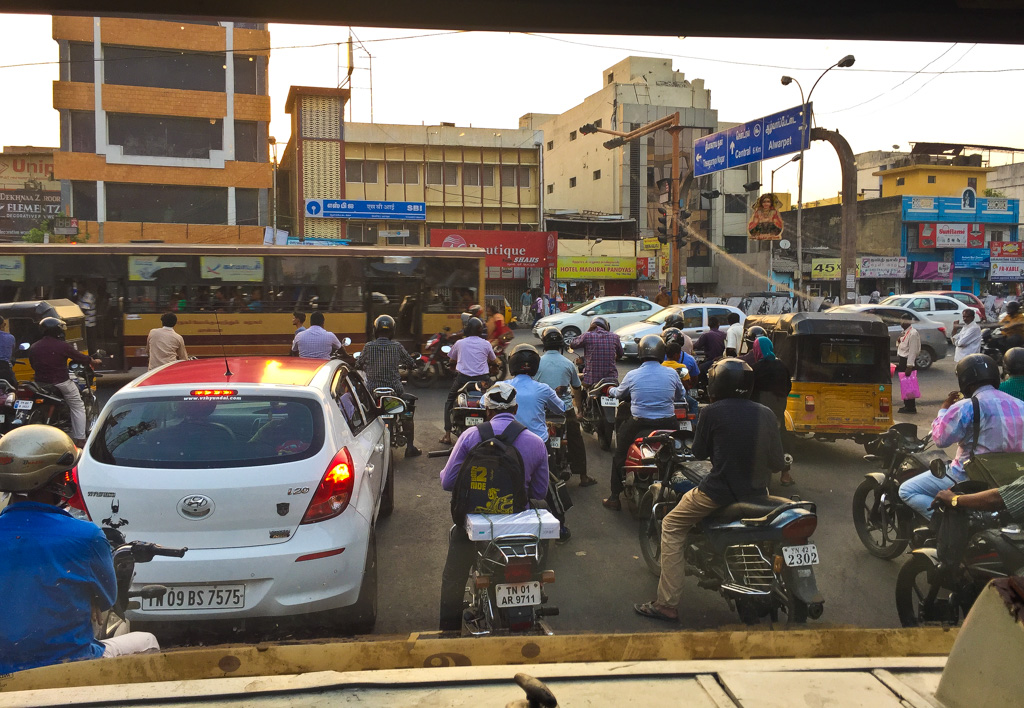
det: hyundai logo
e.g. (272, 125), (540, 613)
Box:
(177, 494), (215, 520)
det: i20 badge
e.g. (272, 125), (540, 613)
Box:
(177, 494), (215, 520)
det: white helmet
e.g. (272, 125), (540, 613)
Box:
(481, 381), (517, 410)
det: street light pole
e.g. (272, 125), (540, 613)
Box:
(781, 54), (855, 309)
(269, 136), (279, 245)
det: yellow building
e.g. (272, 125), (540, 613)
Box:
(51, 16), (273, 244)
(873, 164), (990, 198)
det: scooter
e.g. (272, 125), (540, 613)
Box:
(411, 331), (462, 388)
(637, 435), (824, 625)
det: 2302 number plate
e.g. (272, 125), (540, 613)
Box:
(782, 544), (819, 567)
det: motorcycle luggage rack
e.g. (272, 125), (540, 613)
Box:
(739, 501), (817, 526)
(724, 544), (775, 593)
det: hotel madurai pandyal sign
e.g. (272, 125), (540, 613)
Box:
(694, 103), (811, 177)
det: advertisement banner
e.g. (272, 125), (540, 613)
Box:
(990, 241), (1024, 259)
(199, 256), (265, 282)
(128, 257), (187, 282)
(991, 259), (1024, 281)
(953, 248), (991, 270)
(641, 237), (663, 251)
(0, 256), (25, 282)
(636, 257), (657, 280)
(918, 223), (936, 249)
(0, 189), (61, 236)
(912, 261), (953, 283)
(859, 256), (907, 279)
(810, 258), (860, 280)
(918, 223), (985, 249)
(430, 229), (557, 269)
(556, 256), (636, 280)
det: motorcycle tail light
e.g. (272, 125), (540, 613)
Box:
(804, 395), (815, 412)
(781, 515), (818, 541)
(473, 573), (491, 590)
(503, 558), (534, 583)
(62, 466), (91, 519)
(301, 448), (355, 524)
(541, 570), (556, 584)
(34, 398), (44, 405)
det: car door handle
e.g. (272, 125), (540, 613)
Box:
(374, 443), (385, 453)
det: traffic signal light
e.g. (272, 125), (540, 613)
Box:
(656, 207), (669, 244)
(579, 123), (598, 135)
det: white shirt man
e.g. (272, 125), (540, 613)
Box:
(952, 311), (982, 362)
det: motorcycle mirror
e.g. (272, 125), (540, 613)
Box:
(679, 366), (689, 378)
(94, 349), (107, 358)
(342, 337), (352, 347)
(134, 585), (169, 600)
(353, 351), (362, 359)
(410, 352), (421, 359)
(930, 459), (948, 479)
(378, 395), (407, 417)
(441, 345), (452, 354)
(17, 342), (29, 352)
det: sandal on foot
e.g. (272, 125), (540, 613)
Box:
(634, 601), (678, 622)
(602, 497), (622, 510)
(579, 476), (598, 487)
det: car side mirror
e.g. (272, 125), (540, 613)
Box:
(584, 311), (595, 316)
(930, 459), (948, 479)
(378, 395), (406, 417)
(342, 337), (352, 347)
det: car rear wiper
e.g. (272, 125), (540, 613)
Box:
(106, 420), (158, 453)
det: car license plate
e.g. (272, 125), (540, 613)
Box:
(600, 396), (618, 407)
(141, 584), (245, 611)
(679, 420), (692, 431)
(549, 437), (561, 448)
(783, 544), (819, 567)
(466, 416), (484, 426)
(14, 400), (32, 410)
(495, 581), (542, 608)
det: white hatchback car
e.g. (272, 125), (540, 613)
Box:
(614, 304), (745, 358)
(879, 293), (972, 339)
(70, 356), (398, 633)
(532, 296), (657, 339)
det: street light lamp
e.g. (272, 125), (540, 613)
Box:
(781, 54), (855, 308)
(770, 154), (801, 194)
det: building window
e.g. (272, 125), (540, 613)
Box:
(594, 119), (603, 128)
(69, 42), (94, 83)
(346, 160), (379, 184)
(569, 130), (577, 141)
(499, 165), (531, 188)
(346, 221), (379, 244)
(968, 177), (978, 189)
(724, 194), (748, 214)
(462, 164), (493, 187)
(724, 236), (747, 254)
(569, 177), (577, 188)
(607, 72), (614, 84)
(233, 54), (262, 95)
(425, 163), (458, 186)
(593, 170), (601, 180)
(234, 121), (258, 162)
(546, 140), (553, 151)
(386, 162), (419, 184)
(107, 114), (223, 159)
(235, 188), (260, 225)
(103, 45), (226, 93)
(71, 181), (97, 221)
(896, 177), (905, 186)
(547, 184), (554, 194)
(927, 175), (937, 184)
(105, 183), (227, 224)
(69, 111), (95, 153)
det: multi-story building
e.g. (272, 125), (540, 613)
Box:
(51, 16), (273, 243)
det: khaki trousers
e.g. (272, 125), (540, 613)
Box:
(657, 488), (720, 609)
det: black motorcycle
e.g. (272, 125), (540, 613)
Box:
(578, 377), (618, 451)
(11, 360), (101, 437)
(854, 423), (950, 559)
(373, 386), (415, 450)
(545, 412), (570, 481)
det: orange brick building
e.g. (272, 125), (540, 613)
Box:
(51, 16), (273, 244)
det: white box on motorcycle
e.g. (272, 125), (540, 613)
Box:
(465, 509), (560, 541)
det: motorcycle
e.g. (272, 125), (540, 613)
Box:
(854, 423), (950, 559)
(0, 379), (16, 434)
(410, 330), (462, 388)
(619, 409), (696, 518)
(11, 356), (102, 437)
(895, 461), (1013, 627)
(450, 379), (489, 439)
(637, 434), (824, 624)
(373, 386), (415, 450)
(578, 377), (618, 451)
(459, 517), (559, 636)
(545, 412), (570, 481)
(980, 327), (1007, 374)
(491, 331), (514, 381)
(94, 526), (187, 640)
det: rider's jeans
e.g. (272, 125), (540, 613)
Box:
(55, 378), (86, 440)
(898, 470), (954, 520)
(439, 526), (477, 631)
(100, 631), (160, 657)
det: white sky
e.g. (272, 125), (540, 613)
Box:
(2, 14), (1024, 201)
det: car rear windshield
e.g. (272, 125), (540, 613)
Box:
(90, 395), (325, 468)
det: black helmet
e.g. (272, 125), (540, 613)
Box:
(662, 327), (684, 345)
(40, 317), (66, 339)
(464, 316), (484, 337)
(590, 316), (610, 331)
(540, 327), (564, 351)
(638, 334), (666, 362)
(955, 353), (1000, 396)
(373, 314), (396, 339)
(1007, 301), (1022, 316)
(1006, 348), (1024, 377)
(509, 343), (541, 376)
(744, 325), (767, 343)
(708, 358), (754, 402)
(663, 313), (685, 330)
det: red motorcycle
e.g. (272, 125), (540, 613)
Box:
(409, 328), (463, 388)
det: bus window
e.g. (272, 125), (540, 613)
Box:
(268, 257), (361, 313)
(421, 258), (479, 313)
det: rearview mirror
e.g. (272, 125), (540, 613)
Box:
(378, 395), (406, 417)
(441, 345), (452, 354)
(342, 337), (352, 347)
(353, 351), (362, 359)
(17, 342), (29, 352)
(930, 459), (948, 479)
(410, 352), (421, 359)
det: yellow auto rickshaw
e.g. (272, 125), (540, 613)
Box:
(485, 294), (518, 329)
(745, 312), (894, 443)
(0, 299), (89, 382)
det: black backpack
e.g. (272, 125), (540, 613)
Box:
(450, 421), (529, 524)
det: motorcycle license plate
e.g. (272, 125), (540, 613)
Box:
(679, 420), (692, 431)
(13, 400), (32, 410)
(466, 416), (484, 426)
(549, 437), (561, 448)
(495, 581), (542, 608)
(782, 544), (819, 567)
(600, 396), (618, 407)
(141, 584), (245, 611)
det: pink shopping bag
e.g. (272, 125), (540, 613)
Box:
(898, 370), (920, 400)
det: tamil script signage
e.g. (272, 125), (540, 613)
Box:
(860, 257), (907, 279)
(556, 256), (636, 280)
(128, 257), (187, 282)
(912, 261), (953, 283)
(693, 103), (811, 176)
(199, 256), (265, 282)
(429, 229), (556, 269)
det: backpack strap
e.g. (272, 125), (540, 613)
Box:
(495, 420), (526, 446)
(477, 421), (495, 443)
(970, 396), (980, 462)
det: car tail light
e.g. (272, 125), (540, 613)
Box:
(503, 558), (534, 584)
(62, 466), (91, 519)
(301, 448), (355, 524)
(938, 326), (946, 335)
(880, 397), (890, 414)
(804, 395), (815, 412)
(782, 515), (818, 541)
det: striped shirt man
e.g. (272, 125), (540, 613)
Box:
(292, 325), (342, 359)
(567, 328), (622, 386)
(931, 384), (1024, 482)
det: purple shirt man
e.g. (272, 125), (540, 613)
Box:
(449, 336), (496, 376)
(440, 412), (549, 500)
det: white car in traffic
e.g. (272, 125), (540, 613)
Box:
(879, 293), (972, 339)
(69, 356), (397, 633)
(615, 304), (745, 358)
(532, 296), (657, 339)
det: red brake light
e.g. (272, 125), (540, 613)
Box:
(190, 389), (237, 397)
(301, 448), (355, 524)
(880, 397), (890, 414)
(782, 515), (818, 541)
(503, 558), (534, 584)
(804, 395), (815, 412)
(62, 466), (91, 519)
(937, 326), (946, 334)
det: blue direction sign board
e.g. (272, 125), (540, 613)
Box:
(304, 199), (426, 221)
(694, 103), (810, 177)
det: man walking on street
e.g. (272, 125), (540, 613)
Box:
(896, 314), (921, 413)
(654, 287), (671, 307)
(520, 289), (532, 322)
(146, 313), (188, 370)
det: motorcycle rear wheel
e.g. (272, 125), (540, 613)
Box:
(637, 489), (662, 576)
(852, 478), (909, 559)
(895, 554), (959, 627)
(597, 419), (613, 451)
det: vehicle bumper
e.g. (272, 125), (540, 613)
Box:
(127, 512), (371, 622)
(620, 339), (639, 357)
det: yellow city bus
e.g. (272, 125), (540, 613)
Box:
(0, 244), (486, 369)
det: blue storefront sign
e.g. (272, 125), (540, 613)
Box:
(953, 248), (991, 270)
(694, 103), (810, 176)
(304, 199), (426, 221)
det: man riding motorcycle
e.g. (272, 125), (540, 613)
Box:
(0, 426), (160, 673)
(354, 314), (422, 457)
(998, 300), (1024, 353)
(28, 317), (102, 447)
(633, 358), (788, 622)
(439, 316), (496, 446)
(535, 328), (594, 487)
(567, 316), (622, 387)
(603, 335), (686, 510)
